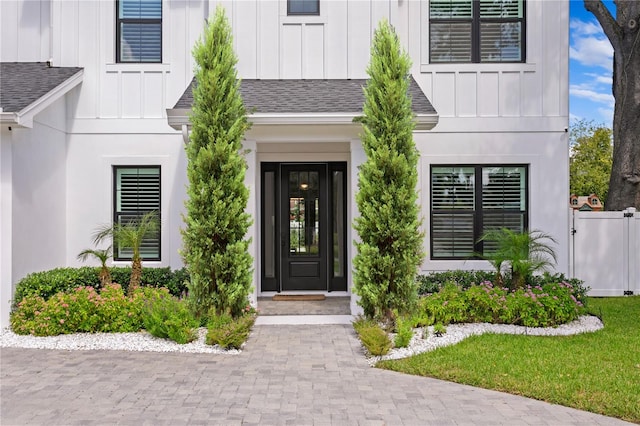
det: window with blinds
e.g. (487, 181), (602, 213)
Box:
(288, 0), (320, 15)
(431, 165), (527, 259)
(116, 0), (162, 63)
(429, 0), (525, 63)
(113, 166), (161, 260)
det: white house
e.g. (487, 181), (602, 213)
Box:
(0, 0), (569, 327)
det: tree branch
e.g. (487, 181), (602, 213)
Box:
(584, 0), (622, 50)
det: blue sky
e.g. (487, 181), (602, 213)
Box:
(569, 0), (615, 127)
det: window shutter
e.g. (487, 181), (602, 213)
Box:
(430, 23), (473, 63)
(481, 167), (526, 252)
(118, 0), (162, 63)
(120, 23), (162, 63)
(480, 22), (522, 62)
(430, 0), (473, 18)
(115, 167), (161, 260)
(430, 0), (524, 63)
(431, 167), (476, 258)
(479, 0), (522, 18)
(430, 0), (473, 63)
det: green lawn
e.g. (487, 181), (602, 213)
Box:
(378, 297), (640, 423)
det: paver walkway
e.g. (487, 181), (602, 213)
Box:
(0, 324), (631, 425)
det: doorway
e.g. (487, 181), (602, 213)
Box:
(261, 162), (347, 292)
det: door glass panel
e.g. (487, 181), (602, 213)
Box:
(332, 170), (345, 277)
(264, 171), (275, 278)
(289, 171), (319, 256)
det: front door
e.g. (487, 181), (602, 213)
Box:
(261, 163), (347, 292)
(281, 164), (327, 290)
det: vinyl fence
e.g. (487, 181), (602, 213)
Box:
(570, 207), (639, 296)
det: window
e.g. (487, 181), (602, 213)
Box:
(113, 166), (161, 260)
(288, 0), (319, 15)
(116, 0), (162, 63)
(431, 165), (528, 259)
(429, 0), (525, 63)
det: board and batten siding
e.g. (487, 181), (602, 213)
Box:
(1, 0), (568, 128)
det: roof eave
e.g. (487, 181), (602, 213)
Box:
(0, 69), (84, 129)
(167, 109), (439, 131)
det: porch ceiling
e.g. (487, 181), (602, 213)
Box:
(167, 77), (439, 131)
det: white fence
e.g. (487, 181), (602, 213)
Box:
(570, 207), (639, 296)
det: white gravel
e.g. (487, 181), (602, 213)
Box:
(1, 315), (603, 360)
(0, 327), (241, 354)
(367, 315), (604, 365)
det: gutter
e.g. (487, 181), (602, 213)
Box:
(167, 108), (439, 140)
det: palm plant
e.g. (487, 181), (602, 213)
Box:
(93, 211), (160, 295)
(479, 228), (557, 289)
(77, 246), (112, 288)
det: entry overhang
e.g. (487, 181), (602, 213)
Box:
(166, 77), (439, 135)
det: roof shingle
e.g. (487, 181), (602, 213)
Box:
(174, 77), (436, 115)
(0, 62), (83, 113)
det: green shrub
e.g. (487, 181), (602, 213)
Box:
(10, 284), (146, 336)
(433, 323), (447, 336)
(417, 271), (496, 295)
(356, 323), (392, 356)
(12, 267), (189, 311)
(110, 267), (189, 297)
(143, 288), (199, 344)
(12, 267), (101, 309)
(206, 313), (255, 349)
(419, 283), (469, 325)
(529, 272), (589, 307)
(394, 316), (414, 348)
(416, 280), (587, 328)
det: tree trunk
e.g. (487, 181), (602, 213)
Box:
(129, 258), (142, 296)
(99, 268), (111, 289)
(608, 38), (640, 210)
(585, 1), (640, 210)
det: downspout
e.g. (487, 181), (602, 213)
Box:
(181, 124), (189, 144)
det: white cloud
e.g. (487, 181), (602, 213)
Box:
(570, 85), (614, 106)
(570, 19), (603, 36)
(569, 113), (582, 123)
(569, 19), (613, 69)
(584, 72), (613, 86)
(597, 107), (614, 125)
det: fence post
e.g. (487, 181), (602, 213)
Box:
(624, 207), (637, 295)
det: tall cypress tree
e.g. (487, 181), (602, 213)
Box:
(353, 20), (424, 320)
(183, 6), (252, 318)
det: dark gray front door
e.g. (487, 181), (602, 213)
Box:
(281, 164), (327, 290)
(260, 162), (347, 293)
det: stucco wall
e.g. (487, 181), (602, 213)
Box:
(65, 128), (188, 270)
(10, 97), (68, 286)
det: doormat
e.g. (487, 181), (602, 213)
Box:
(272, 294), (326, 301)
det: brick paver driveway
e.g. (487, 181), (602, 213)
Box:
(1, 325), (631, 425)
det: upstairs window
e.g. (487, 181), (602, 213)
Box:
(429, 0), (525, 63)
(431, 165), (528, 259)
(113, 166), (161, 261)
(288, 0), (319, 15)
(116, 0), (162, 63)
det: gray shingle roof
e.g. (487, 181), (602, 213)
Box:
(0, 62), (83, 113)
(173, 77), (436, 115)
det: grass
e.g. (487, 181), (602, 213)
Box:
(378, 297), (640, 423)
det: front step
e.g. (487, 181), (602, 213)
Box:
(257, 296), (350, 316)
